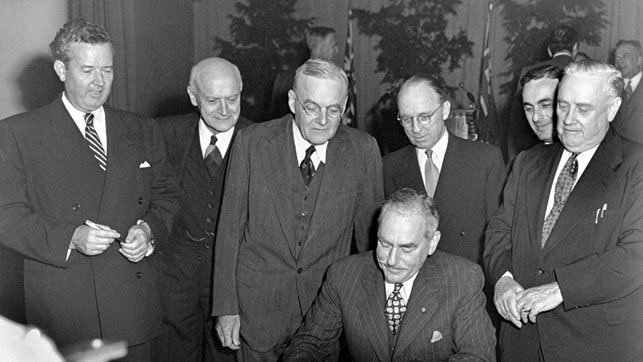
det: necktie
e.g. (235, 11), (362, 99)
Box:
(424, 150), (439, 197)
(385, 283), (406, 335)
(204, 135), (222, 176)
(624, 81), (633, 103)
(541, 153), (579, 247)
(300, 146), (316, 186)
(84, 113), (106, 171)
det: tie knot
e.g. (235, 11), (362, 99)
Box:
(210, 135), (218, 146)
(425, 149), (433, 159)
(84, 113), (94, 126)
(305, 145), (316, 159)
(393, 283), (403, 293)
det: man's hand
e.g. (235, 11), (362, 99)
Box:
(70, 225), (120, 256)
(119, 223), (152, 263)
(215, 315), (241, 350)
(516, 282), (563, 324)
(494, 276), (525, 328)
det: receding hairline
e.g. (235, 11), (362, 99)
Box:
(188, 57), (242, 92)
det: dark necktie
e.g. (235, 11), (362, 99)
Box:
(385, 283), (406, 335)
(84, 113), (106, 171)
(204, 135), (222, 176)
(424, 149), (439, 197)
(300, 146), (316, 186)
(541, 153), (579, 247)
(624, 81), (633, 103)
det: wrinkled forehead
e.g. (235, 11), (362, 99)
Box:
(295, 74), (347, 101)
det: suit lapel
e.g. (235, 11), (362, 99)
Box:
(543, 132), (621, 251)
(526, 146), (561, 251)
(38, 97), (103, 204)
(393, 258), (440, 358)
(265, 116), (297, 259)
(434, 135), (463, 198)
(400, 145), (425, 193)
(358, 258), (391, 361)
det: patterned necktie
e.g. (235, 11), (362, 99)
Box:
(541, 153), (579, 247)
(424, 149), (439, 197)
(300, 146), (316, 186)
(624, 80), (633, 103)
(84, 113), (106, 171)
(385, 283), (406, 335)
(204, 135), (222, 176)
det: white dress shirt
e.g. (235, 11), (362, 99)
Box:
(292, 120), (327, 169)
(198, 118), (235, 158)
(415, 129), (449, 186)
(62, 93), (107, 152)
(385, 272), (418, 302)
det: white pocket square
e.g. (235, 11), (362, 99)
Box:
(139, 161), (151, 168)
(430, 330), (443, 343)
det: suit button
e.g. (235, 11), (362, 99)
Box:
(208, 190), (214, 196)
(206, 218), (212, 223)
(197, 256), (203, 261)
(298, 242), (303, 247)
(537, 269), (544, 275)
(459, 230), (466, 236)
(71, 204), (80, 211)
(137, 197), (143, 204)
(207, 203), (213, 209)
(301, 211), (307, 216)
(297, 268), (303, 274)
(204, 244), (210, 249)
(136, 272), (142, 279)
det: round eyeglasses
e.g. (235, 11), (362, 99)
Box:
(397, 103), (443, 127)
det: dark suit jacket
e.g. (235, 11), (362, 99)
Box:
(484, 129), (643, 361)
(613, 75), (643, 145)
(0, 96), (181, 347)
(383, 134), (505, 264)
(283, 251), (496, 362)
(156, 113), (252, 281)
(211, 114), (384, 351)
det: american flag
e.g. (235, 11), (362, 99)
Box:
(476, 0), (499, 144)
(343, 7), (357, 127)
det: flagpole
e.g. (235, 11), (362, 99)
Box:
(476, 0), (497, 144)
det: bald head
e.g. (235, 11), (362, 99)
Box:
(187, 57), (243, 133)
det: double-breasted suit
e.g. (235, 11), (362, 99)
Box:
(613, 76), (643, 144)
(283, 251), (496, 361)
(484, 129), (643, 361)
(0, 96), (180, 347)
(383, 134), (505, 264)
(211, 115), (383, 352)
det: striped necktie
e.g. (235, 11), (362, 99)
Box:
(84, 113), (106, 171)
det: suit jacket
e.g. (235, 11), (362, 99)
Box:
(383, 134), (505, 264)
(0, 96), (181, 347)
(613, 75), (643, 145)
(156, 113), (252, 281)
(484, 129), (643, 361)
(283, 251), (496, 362)
(211, 114), (384, 351)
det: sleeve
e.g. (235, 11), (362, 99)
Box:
(0, 120), (77, 267)
(484, 147), (506, 220)
(354, 137), (384, 252)
(483, 152), (524, 284)
(140, 119), (182, 245)
(282, 263), (344, 361)
(555, 156), (643, 309)
(211, 128), (251, 316)
(449, 264), (497, 362)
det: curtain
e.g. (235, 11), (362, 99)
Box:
(69, 0), (137, 111)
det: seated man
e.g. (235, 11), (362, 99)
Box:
(283, 188), (496, 362)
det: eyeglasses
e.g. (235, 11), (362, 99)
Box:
(397, 104), (443, 127)
(294, 94), (344, 120)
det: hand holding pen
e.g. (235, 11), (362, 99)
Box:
(68, 220), (122, 256)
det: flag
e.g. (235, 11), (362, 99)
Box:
(343, 7), (357, 127)
(476, 0), (499, 144)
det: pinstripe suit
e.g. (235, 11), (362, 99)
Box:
(283, 251), (496, 362)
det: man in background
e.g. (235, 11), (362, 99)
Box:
(270, 26), (340, 119)
(485, 60), (643, 361)
(283, 188), (496, 362)
(520, 64), (564, 146)
(613, 39), (643, 144)
(0, 19), (180, 361)
(213, 59), (383, 360)
(155, 57), (252, 361)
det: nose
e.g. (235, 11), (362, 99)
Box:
(386, 247), (399, 266)
(411, 118), (423, 133)
(92, 70), (104, 86)
(315, 111), (329, 126)
(218, 99), (229, 115)
(561, 107), (575, 125)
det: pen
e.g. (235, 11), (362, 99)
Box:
(84, 220), (126, 243)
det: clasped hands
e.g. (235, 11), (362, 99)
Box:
(70, 221), (153, 263)
(494, 276), (563, 328)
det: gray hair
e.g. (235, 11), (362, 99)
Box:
(379, 188), (440, 239)
(564, 59), (624, 99)
(293, 59), (348, 94)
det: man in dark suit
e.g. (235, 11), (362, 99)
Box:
(155, 58), (252, 361)
(507, 25), (579, 160)
(520, 64), (564, 146)
(485, 60), (643, 361)
(613, 39), (643, 144)
(0, 20), (180, 361)
(283, 188), (496, 361)
(212, 59), (383, 360)
(383, 74), (505, 265)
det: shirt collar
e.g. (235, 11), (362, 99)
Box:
(415, 128), (449, 171)
(292, 119), (327, 168)
(61, 92), (107, 150)
(198, 118), (235, 158)
(626, 71), (642, 91)
(385, 272), (419, 302)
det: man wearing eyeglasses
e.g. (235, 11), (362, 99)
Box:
(383, 74), (505, 267)
(212, 59), (384, 360)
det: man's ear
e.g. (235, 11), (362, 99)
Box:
(427, 230), (441, 256)
(187, 86), (198, 107)
(288, 89), (297, 114)
(53, 60), (66, 82)
(441, 100), (451, 121)
(607, 96), (622, 123)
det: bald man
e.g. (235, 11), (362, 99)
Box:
(155, 57), (253, 361)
